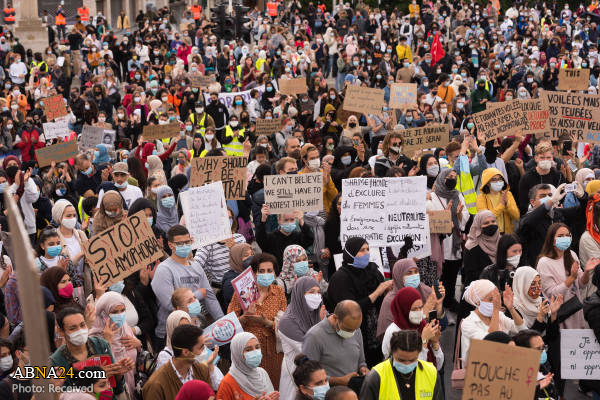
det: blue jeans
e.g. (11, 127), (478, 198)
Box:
(336, 72), (345, 92)
(324, 55), (335, 78)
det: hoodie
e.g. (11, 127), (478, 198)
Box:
(476, 167), (520, 234)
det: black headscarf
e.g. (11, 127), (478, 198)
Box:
(418, 153), (437, 189)
(128, 197), (163, 239)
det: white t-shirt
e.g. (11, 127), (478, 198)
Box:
(97, 185), (143, 209)
(63, 234), (82, 261)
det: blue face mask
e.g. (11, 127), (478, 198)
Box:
(555, 236), (572, 251)
(56, 188), (67, 196)
(244, 349), (263, 368)
(94, 150), (100, 159)
(161, 197), (175, 208)
(540, 349), (547, 365)
(293, 260), (309, 277)
(152, 150), (158, 155)
(84, 166), (93, 176)
(109, 312), (126, 328)
(235, 100), (243, 105)
(352, 253), (370, 269)
(467, 122), (474, 130)
(109, 281), (125, 294)
(404, 274), (420, 288)
(312, 383), (330, 400)
(186, 125), (193, 131)
(47, 245), (62, 258)
(175, 244), (192, 258)
(147, 217), (153, 226)
(266, 86), (273, 92)
(393, 360), (418, 374)
(257, 273), (275, 287)
(144, 162), (149, 169)
(114, 181), (127, 189)
(187, 300), (202, 316)
(280, 222), (297, 233)
(0, 182), (7, 194)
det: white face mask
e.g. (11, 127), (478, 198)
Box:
(61, 217), (77, 230)
(490, 181), (504, 192)
(308, 158), (321, 170)
(0, 355), (12, 371)
(304, 293), (322, 310)
(408, 310), (423, 325)
(68, 328), (89, 346)
(506, 254), (520, 267)
(538, 160), (552, 170)
(205, 134), (214, 141)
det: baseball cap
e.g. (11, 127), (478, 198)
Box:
(112, 162), (129, 174)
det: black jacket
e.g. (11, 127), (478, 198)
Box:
(256, 221), (314, 267)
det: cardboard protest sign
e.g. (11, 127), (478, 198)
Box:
(520, 98), (551, 137)
(189, 156), (248, 199)
(80, 125), (115, 150)
(341, 177), (431, 259)
(190, 75), (215, 89)
(264, 172), (323, 213)
(539, 90), (600, 141)
(472, 100), (528, 142)
(343, 86), (385, 115)
(255, 118), (282, 135)
(336, 106), (362, 125)
(179, 182), (232, 249)
(42, 118), (69, 141)
(389, 83), (417, 109)
(463, 339), (540, 400)
(142, 123), (180, 141)
(35, 139), (79, 167)
(43, 95), (67, 121)
(231, 267), (260, 311)
(561, 329), (600, 379)
(428, 210), (452, 234)
(278, 77), (308, 95)
(401, 124), (449, 154)
(558, 68), (590, 91)
(85, 211), (163, 286)
(203, 312), (244, 347)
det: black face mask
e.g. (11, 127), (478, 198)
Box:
(482, 224), (498, 236)
(349, 122), (357, 128)
(444, 178), (457, 189)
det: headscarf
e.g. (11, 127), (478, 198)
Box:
(377, 258), (432, 339)
(40, 267), (78, 311)
(586, 180), (600, 195)
(512, 266), (542, 328)
(463, 279), (497, 307)
(418, 153), (437, 189)
(278, 276), (321, 342)
(229, 332), (274, 397)
(342, 236), (367, 266)
(93, 144), (110, 164)
(89, 292), (136, 361)
(93, 190), (125, 233)
(155, 185), (179, 232)
(390, 287), (436, 365)
(229, 243), (252, 274)
(147, 154), (167, 184)
(51, 198), (73, 225)
(280, 245), (306, 293)
(575, 168), (594, 190)
(465, 210), (500, 264)
(433, 168), (461, 255)
(165, 310), (192, 350)
(418, 76), (430, 94)
(175, 380), (215, 400)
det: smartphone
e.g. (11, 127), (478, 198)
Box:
(352, 139), (360, 147)
(433, 282), (443, 300)
(428, 310), (437, 323)
(565, 183), (576, 193)
(562, 141), (572, 156)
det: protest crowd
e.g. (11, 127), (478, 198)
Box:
(3, 0), (600, 399)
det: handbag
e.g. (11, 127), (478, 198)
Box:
(451, 321), (465, 390)
(556, 294), (583, 324)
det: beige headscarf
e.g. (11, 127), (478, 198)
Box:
(93, 190), (125, 233)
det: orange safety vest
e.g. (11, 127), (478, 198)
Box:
(191, 5), (202, 19)
(266, 2), (278, 16)
(78, 7), (89, 21)
(56, 12), (66, 25)
(3, 7), (14, 23)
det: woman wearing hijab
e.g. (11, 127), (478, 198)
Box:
(278, 245), (327, 296)
(146, 154), (167, 185)
(217, 332), (277, 400)
(327, 237), (392, 367)
(331, 145), (366, 191)
(278, 276), (325, 400)
(92, 190), (127, 233)
(462, 210), (501, 288)
(155, 185), (179, 233)
(40, 267), (80, 312)
(377, 258), (445, 341)
(513, 267), (562, 331)
(427, 168), (469, 312)
(380, 287), (443, 370)
(564, 168), (594, 208)
(417, 153), (439, 190)
(460, 279), (526, 361)
(155, 310), (192, 369)
(222, 243), (254, 309)
(418, 76), (430, 94)
(175, 380), (215, 400)
(89, 292), (140, 396)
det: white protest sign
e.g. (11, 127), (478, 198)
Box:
(561, 329), (600, 379)
(42, 118), (69, 141)
(341, 177), (430, 258)
(203, 312), (244, 347)
(264, 173), (323, 214)
(203, 81), (277, 109)
(179, 182), (232, 249)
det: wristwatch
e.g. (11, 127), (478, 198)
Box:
(422, 338), (428, 347)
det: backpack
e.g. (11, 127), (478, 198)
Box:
(133, 349), (161, 400)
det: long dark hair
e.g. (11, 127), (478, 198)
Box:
(127, 157), (147, 193)
(496, 233), (521, 269)
(538, 222), (575, 277)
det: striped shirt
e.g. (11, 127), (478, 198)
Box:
(193, 233), (246, 285)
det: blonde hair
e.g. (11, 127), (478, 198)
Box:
(535, 142), (553, 155)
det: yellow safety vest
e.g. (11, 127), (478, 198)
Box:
(446, 157), (478, 215)
(189, 112), (207, 134)
(30, 60), (48, 74)
(256, 58), (266, 72)
(222, 126), (245, 156)
(372, 359), (437, 400)
(77, 196), (89, 226)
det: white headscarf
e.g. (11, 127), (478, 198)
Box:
(512, 267), (542, 328)
(229, 332), (274, 397)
